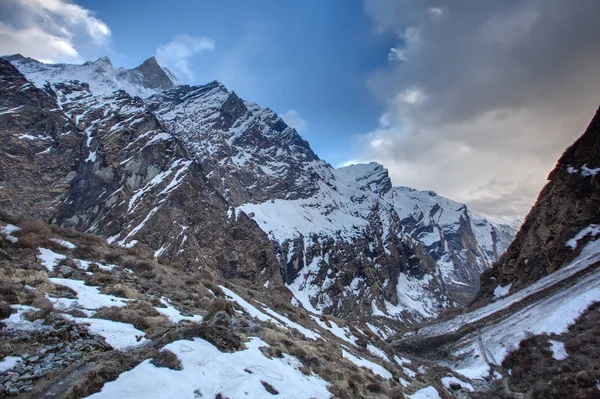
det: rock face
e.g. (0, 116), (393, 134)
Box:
(0, 56), (518, 328)
(477, 106), (600, 301)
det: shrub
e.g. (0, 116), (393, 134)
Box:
(0, 301), (12, 319)
(122, 256), (156, 278)
(203, 281), (224, 297)
(0, 209), (21, 225)
(0, 282), (19, 303)
(16, 218), (52, 248)
(204, 298), (235, 321)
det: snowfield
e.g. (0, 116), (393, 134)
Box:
(87, 337), (330, 399)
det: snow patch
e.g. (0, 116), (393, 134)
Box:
(0, 224), (20, 243)
(566, 224), (600, 250)
(37, 248), (67, 271)
(549, 340), (568, 361)
(441, 376), (474, 391)
(311, 316), (357, 346)
(156, 299), (203, 323)
(48, 278), (128, 312)
(65, 316), (147, 350)
(409, 386), (441, 399)
(493, 283), (512, 299)
(0, 356), (22, 373)
(49, 238), (76, 249)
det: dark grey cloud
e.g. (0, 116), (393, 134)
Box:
(356, 0), (600, 216)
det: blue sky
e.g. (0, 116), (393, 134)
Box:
(77, 0), (396, 167)
(2, 0), (599, 216)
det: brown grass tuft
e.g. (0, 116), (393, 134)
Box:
(150, 349), (182, 370)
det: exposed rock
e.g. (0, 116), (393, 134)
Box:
(0, 301), (12, 319)
(261, 380), (279, 395)
(194, 326), (242, 353)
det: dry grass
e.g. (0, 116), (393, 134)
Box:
(150, 349), (182, 370)
(0, 268), (48, 286)
(24, 306), (53, 323)
(122, 256), (156, 278)
(0, 281), (20, 304)
(64, 349), (158, 399)
(15, 218), (52, 249)
(203, 280), (224, 297)
(204, 298), (235, 321)
(0, 209), (22, 225)
(101, 283), (144, 300)
(92, 302), (172, 335)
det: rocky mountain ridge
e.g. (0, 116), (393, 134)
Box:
(0, 55), (518, 330)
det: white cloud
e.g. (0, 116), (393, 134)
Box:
(388, 47), (407, 61)
(428, 7), (445, 18)
(0, 0), (110, 62)
(398, 88), (426, 104)
(360, 0), (600, 217)
(155, 35), (215, 80)
(281, 109), (307, 132)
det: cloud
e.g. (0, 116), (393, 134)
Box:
(155, 35), (215, 80)
(359, 0), (600, 216)
(0, 0), (110, 63)
(281, 109), (307, 132)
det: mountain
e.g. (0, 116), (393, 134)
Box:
(2, 53), (594, 398)
(391, 107), (600, 398)
(147, 80), (519, 325)
(0, 56), (480, 398)
(0, 55), (518, 331)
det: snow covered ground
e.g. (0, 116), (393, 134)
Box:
(37, 248), (67, 271)
(436, 239), (600, 379)
(48, 278), (128, 314)
(87, 337), (330, 399)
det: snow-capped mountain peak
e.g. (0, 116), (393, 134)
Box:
(1, 54), (175, 98)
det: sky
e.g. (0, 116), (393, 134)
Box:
(0, 0), (599, 217)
